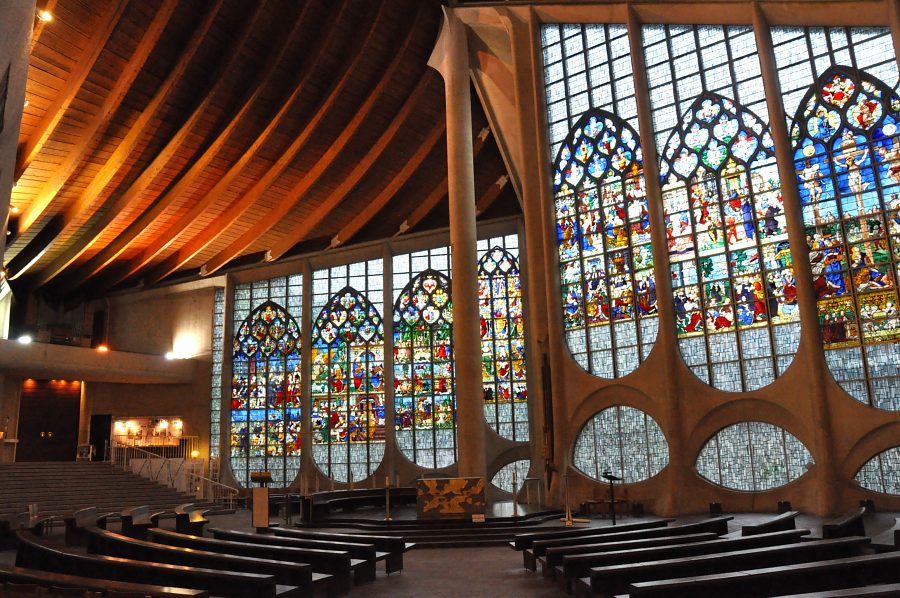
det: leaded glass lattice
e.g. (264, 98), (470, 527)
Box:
(478, 235), (528, 442)
(644, 24), (801, 391)
(491, 459), (530, 494)
(543, 23), (658, 377)
(393, 247), (456, 469)
(210, 288), (225, 460)
(572, 405), (669, 483)
(696, 421), (813, 491)
(230, 275), (302, 488)
(773, 26), (900, 410)
(855, 447), (900, 495)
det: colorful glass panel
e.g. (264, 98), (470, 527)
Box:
(393, 264), (456, 469)
(478, 235), (528, 442)
(543, 23), (658, 376)
(855, 446), (900, 495)
(773, 27), (900, 409)
(210, 288), (224, 461)
(644, 24), (800, 391)
(572, 405), (669, 483)
(696, 422), (813, 491)
(230, 299), (302, 488)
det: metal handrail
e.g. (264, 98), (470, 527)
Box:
(186, 470), (239, 510)
(108, 439), (196, 489)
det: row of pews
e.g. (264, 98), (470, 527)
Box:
(511, 509), (900, 597)
(1, 503), (412, 597)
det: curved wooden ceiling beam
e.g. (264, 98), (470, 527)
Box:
(28, 0), (60, 52)
(28, 0), (262, 288)
(152, 3), (420, 281)
(330, 123), (446, 249)
(10, 0), (179, 244)
(395, 126), (491, 236)
(262, 72), (437, 264)
(476, 174), (509, 215)
(53, 0), (331, 294)
(17, 0), (127, 181)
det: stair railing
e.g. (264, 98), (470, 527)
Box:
(186, 470), (239, 510)
(108, 438), (198, 491)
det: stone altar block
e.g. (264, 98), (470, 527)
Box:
(416, 477), (485, 520)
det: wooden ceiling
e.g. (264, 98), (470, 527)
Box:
(5, 0), (519, 302)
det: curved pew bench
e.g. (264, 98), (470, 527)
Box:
(871, 517), (900, 553)
(512, 518), (675, 551)
(15, 530), (302, 597)
(822, 507), (867, 540)
(275, 526), (410, 574)
(63, 507), (117, 547)
(0, 565), (208, 597)
(120, 506), (167, 541)
(173, 504), (210, 537)
(741, 511), (800, 536)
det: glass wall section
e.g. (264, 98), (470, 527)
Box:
(230, 276), (303, 488)
(478, 234), (528, 442)
(542, 23), (659, 376)
(491, 459), (530, 494)
(572, 405), (669, 483)
(210, 288), (225, 462)
(696, 422), (813, 491)
(310, 260), (386, 483)
(392, 247), (456, 469)
(643, 25), (801, 391)
(772, 27), (900, 409)
(855, 447), (900, 495)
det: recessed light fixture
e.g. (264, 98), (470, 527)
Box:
(96, 344), (109, 352)
(18, 335), (32, 344)
(37, 10), (52, 22)
(9, 206), (19, 214)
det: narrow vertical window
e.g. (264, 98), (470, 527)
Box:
(210, 288), (225, 465)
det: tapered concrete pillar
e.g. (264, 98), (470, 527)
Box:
(428, 7), (485, 479)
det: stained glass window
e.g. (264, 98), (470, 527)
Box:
(210, 288), (225, 461)
(392, 247), (456, 469)
(644, 24), (800, 391)
(491, 459), (530, 494)
(230, 276), (302, 488)
(855, 446), (900, 495)
(696, 421), (813, 491)
(543, 23), (658, 376)
(478, 235), (528, 442)
(572, 405), (668, 483)
(773, 27), (900, 409)
(311, 259), (385, 483)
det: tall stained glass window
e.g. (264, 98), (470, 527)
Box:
(644, 24), (800, 391)
(478, 235), (528, 442)
(855, 447), (900, 495)
(230, 276), (302, 488)
(392, 247), (456, 469)
(572, 405), (669, 483)
(542, 23), (659, 376)
(696, 422), (813, 491)
(311, 260), (385, 483)
(210, 288), (225, 462)
(773, 27), (900, 409)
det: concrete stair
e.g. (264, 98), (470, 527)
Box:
(0, 461), (202, 518)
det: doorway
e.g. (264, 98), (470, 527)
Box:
(89, 414), (112, 461)
(16, 379), (81, 462)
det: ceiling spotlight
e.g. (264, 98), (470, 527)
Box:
(18, 335), (32, 344)
(164, 351), (175, 360)
(37, 10), (52, 22)
(23, 100), (29, 108)
(9, 206), (19, 214)
(96, 344), (109, 352)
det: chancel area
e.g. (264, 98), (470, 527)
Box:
(0, 0), (900, 596)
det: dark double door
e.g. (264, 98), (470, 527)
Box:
(16, 380), (81, 462)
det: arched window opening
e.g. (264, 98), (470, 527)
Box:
(855, 447), (900, 495)
(790, 67), (900, 409)
(554, 108), (658, 377)
(491, 460), (530, 495)
(311, 287), (386, 483)
(479, 239), (529, 442)
(696, 421), (813, 491)
(393, 268), (457, 469)
(231, 301), (302, 488)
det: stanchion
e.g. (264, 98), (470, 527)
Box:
(559, 471), (589, 526)
(512, 470), (519, 518)
(384, 475), (392, 521)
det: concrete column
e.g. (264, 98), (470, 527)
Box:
(753, 5), (839, 514)
(428, 7), (485, 479)
(78, 381), (91, 445)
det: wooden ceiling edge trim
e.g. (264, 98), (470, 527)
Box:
(29, 0), (256, 288)
(11, 0), (180, 246)
(331, 123), (447, 248)
(262, 70), (438, 263)
(53, 0), (329, 293)
(396, 126), (491, 235)
(16, 0), (128, 180)
(475, 174), (510, 215)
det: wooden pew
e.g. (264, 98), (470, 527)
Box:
(524, 517), (733, 571)
(625, 552), (900, 597)
(174, 504), (209, 536)
(774, 583), (900, 597)
(822, 507), (867, 539)
(512, 518), (675, 550)
(576, 536), (871, 597)
(15, 531), (302, 597)
(120, 506), (165, 540)
(273, 526), (410, 573)
(558, 529), (809, 592)
(86, 527), (317, 594)
(148, 527), (359, 595)
(298, 488), (417, 523)
(0, 565), (209, 597)
(871, 517), (900, 553)
(210, 527), (382, 582)
(741, 511), (800, 536)
(63, 507), (116, 547)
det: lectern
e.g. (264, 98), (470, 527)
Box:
(601, 471), (622, 525)
(250, 471), (272, 531)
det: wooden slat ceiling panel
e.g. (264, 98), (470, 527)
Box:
(7, 0), (519, 300)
